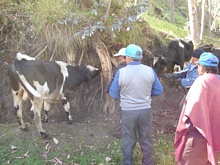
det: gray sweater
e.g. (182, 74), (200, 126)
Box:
(118, 64), (155, 110)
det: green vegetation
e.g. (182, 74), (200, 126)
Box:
(0, 124), (175, 165)
(142, 14), (188, 39)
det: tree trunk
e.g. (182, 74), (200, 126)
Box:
(200, 0), (206, 44)
(207, 0), (212, 35)
(92, 33), (115, 115)
(170, 0), (175, 24)
(187, 0), (200, 45)
(211, 0), (219, 32)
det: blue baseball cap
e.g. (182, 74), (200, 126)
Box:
(198, 52), (219, 67)
(125, 44), (143, 59)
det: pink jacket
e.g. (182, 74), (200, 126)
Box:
(174, 73), (220, 165)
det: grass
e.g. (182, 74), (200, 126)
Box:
(153, 133), (175, 165)
(142, 14), (188, 39)
(0, 123), (175, 165)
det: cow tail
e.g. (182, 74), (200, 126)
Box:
(14, 59), (42, 98)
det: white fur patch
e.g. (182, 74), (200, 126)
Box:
(63, 102), (70, 111)
(86, 65), (99, 71)
(153, 57), (159, 66)
(55, 61), (69, 78)
(55, 61), (69, 94)
(16, 53), (35, 61)
(33, 81), (50, 95)
(178, 40), (184, 48)
(22, 89), (29, 101)
(17, 72), (42, 98)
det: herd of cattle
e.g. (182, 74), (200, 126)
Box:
(152, 39), (220, 74)
(7, 39), (220, 139)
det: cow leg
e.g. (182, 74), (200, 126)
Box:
(30, 104), (35, 119)
(42, 101), (51, 123)
(62, 97), (73, 124)
(32, 99), (50, 139)
(11, 89), (27, 131)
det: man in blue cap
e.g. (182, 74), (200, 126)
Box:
(109, 44), (163, 165)
(165, 48), (205, 111)
(174, 52), (220, 164)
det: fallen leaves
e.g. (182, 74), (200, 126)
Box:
(9, 144), (29, 159)
(11, 145), (17, 150)
(54, 157), (63, 164)
(42, 143), (51, 159)
(66, 154), (71, 159)
(53, 137), (59, 144)
(4, 130), (114, 165)
(46, 157), (63, 165)
(42, 136), (59, 159)
(14, 150), (29, 159)
(105, 156), (111, 164)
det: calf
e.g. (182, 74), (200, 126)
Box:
(8, 53), (100, 139)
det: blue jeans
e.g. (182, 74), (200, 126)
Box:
(121, 109), (153, 165)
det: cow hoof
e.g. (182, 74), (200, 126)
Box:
(42, 119), (48, 123)
(40, 132), (51, 140)
(68, 121), (73, 124)
(21, 127), (29, 132)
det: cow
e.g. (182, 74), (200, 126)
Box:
(198, 44), (214, 52)
(8, 53), (100, 139)
(164, 38), (194, 73)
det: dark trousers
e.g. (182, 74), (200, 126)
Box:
(121, 109), (153, 165)
(109, 107), (122, 138)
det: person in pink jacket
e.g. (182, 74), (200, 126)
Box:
(174, 52), (220, 165)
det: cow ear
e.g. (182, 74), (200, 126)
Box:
(179, 39), (194, 51)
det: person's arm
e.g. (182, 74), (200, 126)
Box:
(174, 69), (188, 78)
(109, 70), (120, 99)
(165, 65), (189, 79)
(181, 67), (199, 88)
(107, 63), (126, 93)
(151, 70), (163, 96)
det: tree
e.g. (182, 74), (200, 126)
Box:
(207, 0), (212, 35)
(211, 0), (220, 32)
(199, 0), (206, 44)
(187, 0), (200, 45)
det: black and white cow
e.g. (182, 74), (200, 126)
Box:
(8, 53), (100, 139)
(164, 38), (194, 72)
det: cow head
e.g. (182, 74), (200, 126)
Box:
(81, 65), (100, 80)
(153, 56), (167, 75)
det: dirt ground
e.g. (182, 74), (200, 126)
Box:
(0, 53), (185, 150)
